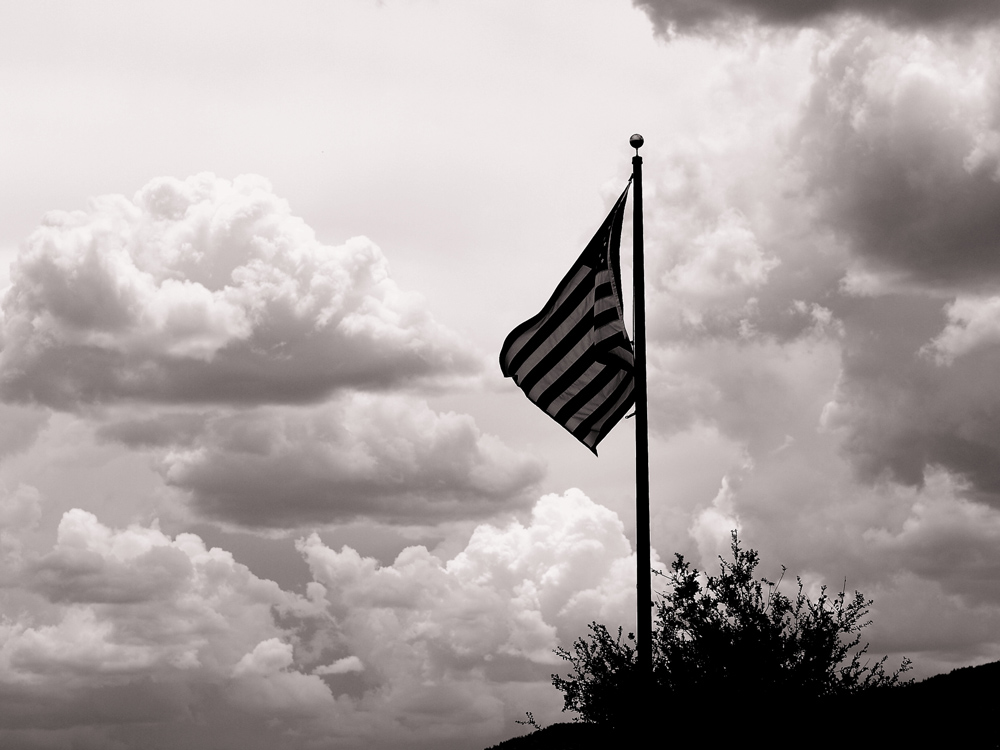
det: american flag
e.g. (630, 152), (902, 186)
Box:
(499, 184), (635, 454)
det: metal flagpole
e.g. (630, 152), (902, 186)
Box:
(630, 133), (651, 689)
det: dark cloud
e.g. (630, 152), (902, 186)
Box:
(26, 543), (192, 604)
(624, 25), (1000, 659)
(634, 0), (1000, 35)
(797, 28), (1000, 289)
(95, 412), (208, 448)
(0, 174), (478, 410)
(773, 27), (1000, 507)
(633, 23), (1000, 519)
(825, 293), (1000, 506)
(0, 679), (193, 730)
(160, 396), (545, 528)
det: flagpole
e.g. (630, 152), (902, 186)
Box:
(630, 134), (652, 692)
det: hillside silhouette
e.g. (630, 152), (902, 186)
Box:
(487, 659), (1000, 749)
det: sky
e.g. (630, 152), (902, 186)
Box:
(2, 0), (1000, 747)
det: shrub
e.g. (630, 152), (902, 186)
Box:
(552, 532), (910, 728)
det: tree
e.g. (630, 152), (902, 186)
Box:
(552, 533), (910, 729)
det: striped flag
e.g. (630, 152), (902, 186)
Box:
(499, 184), (634, 454)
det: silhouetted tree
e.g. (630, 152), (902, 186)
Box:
(552, 533), (910, 729)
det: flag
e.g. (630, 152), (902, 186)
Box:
(499, 184), (634, 454)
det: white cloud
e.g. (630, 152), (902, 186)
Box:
(314, 655), (364, 675)
(925, 295), (1000, 364)
(0, 174), (478, 409)
(689, 466), (746, 567)
(230, 639), (336, 716)
(298, 488), (648, 676)
(656, 207), (779, 329)
(0, 490), (646, 747)
(7, 509), (314, 688)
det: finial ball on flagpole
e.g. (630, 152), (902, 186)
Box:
(629, 134), (644, 150)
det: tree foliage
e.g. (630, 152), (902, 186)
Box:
(552, 623), (637, 728)
(552, 533), (910, 728)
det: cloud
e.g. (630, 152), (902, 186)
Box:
(229, 639), (336, 717)
(0, 405), (49, 460)
(94, 411), (208, 449)
(861, 470), (1000, 606)
(634, 0), (1000, 36)
(637, 36), (847, 346)
(0, 484), (42, 535)
(824, 306), (1000, 505)
(298, 488), (654, 683)
(616, 23), (1000, 682)
(689, 464), (746, 564)
(0, 491), (647, 747)
(0, 484), (43, 571)
(924, 295), (1000, 363)
(797, 26), (1000, 288)
(0, 508), (326, 737)
(647, 325), (843, 451)
(148, 393), (544, 528)
(633, 22), (1000, 516)
(314, 655), (364, 675)
(653, 204), (779, 332)
(0, 174), (478, 409)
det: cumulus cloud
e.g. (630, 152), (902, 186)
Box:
(689, 465), (746, 565)
(229, 639), (337, 717)
(144, 393), (545, 528)
(924, 295), (1000, 364)
(653, 203), (779, 332)
(637, 34), (848, 346)
(16, 509), (313, 662)
(0, 174), (477, 409)
(634, 0), (1000, 36)
(314, 655), (364, 675)
(0, 508), (328, 740)
(298, 488), (653, 684)
(0, 491), (647, 748)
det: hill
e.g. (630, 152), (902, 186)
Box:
(487, 660), (1000, 749)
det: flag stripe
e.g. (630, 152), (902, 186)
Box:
(504, 267), (593, 376)
(537, 332), (633, 417)
(593, 306), (621, 330)
(555, 361), (621, 426)
(516, 294), (595, 386)
(573, 368), (634, 442)
(499, 182), (634, 455)
(587, 380), (636, 448)
(520, 306), (595, 397)
(538, 355), (601, 414)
